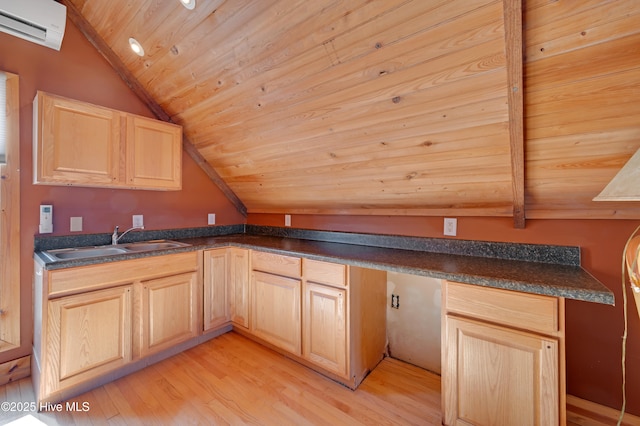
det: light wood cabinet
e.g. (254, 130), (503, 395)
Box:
(251, 250), (301, 277)
(47, 285), (132, 394)
(442, 280), (565, 426)
(228, 248), (250, 328)
(251, 270), (302, 355)
(303, 281), (347, 377)
(246, 253), (387, 389)
(203, 248), (230, 330)
(33, 91), (182, 190)
(302, 259), (387, 388)
(138, 271), (199, 358)
(126, 115), (182, 190)
(33, 91), (121, 186)
(203, 247), (249, 331)
(250, 251), (302, 355)
(33, 252), (200, 404)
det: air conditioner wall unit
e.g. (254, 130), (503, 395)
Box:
(0, 0), (66, 51)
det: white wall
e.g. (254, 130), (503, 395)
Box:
(386, 272), (442, 374)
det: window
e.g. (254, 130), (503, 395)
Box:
(0, 71), (20, 351)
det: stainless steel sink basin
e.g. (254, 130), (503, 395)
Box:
(43, 246), (129, 261)
(41, 240), (191, 262)
(121, 240), (190, 251)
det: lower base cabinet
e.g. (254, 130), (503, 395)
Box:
(303, 260), (388, 388)
(251, 270), (302, 355)
(203, 248), (229, 331)
(247, 252), (387, 389)
(203, 247), (250, 331)
(137, 271), (199, 358)
(442, 280), (565, 426)
(228, 248), (250, 328)
(304, 282), (347, 377)
(33, 252), (200, 405)
(35, 245), (569, 418)
(48, 286), (133, 393)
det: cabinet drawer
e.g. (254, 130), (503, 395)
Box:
(303, 259), (346, 287)
(48, 252), (198, 297)
(251, 250), (301, 278)
(444, 281), (559, 335)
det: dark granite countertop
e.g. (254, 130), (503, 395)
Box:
(34, 227), (614, 305)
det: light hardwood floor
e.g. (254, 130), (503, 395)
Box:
(0, 332), (442, 425)
(2, 331), (624, 426)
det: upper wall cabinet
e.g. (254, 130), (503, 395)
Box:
(126, 115), (182, 190)
(33, 91), (121, 186)
(33, 91), (182, 190)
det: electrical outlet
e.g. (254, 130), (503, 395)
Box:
(133, 214), (144, 228)
(391, 294), (400, 309)
(444, 218), (457, 236)
(208, 213), (216, 225)
(70, 216), (83, 232)
(285, 214), (291, 227)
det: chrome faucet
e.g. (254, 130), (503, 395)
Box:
(112, 225), (144, 245)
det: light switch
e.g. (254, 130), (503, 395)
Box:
(70, 216), (83, 232)
(208, 213), (216, 225)
(285, 214), (291, 227)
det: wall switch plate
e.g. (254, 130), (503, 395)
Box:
(444, 218), (457, 236)
(133, 214), (144, 228)
(284, 214), (291, 227)
(70, 216), (83, 232)
(208, 213), (216, 225)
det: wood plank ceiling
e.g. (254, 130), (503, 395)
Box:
(61, 0), (640, 221)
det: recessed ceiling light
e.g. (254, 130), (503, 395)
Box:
(128, 38), (145, 56)
(180, 0), (195, 10)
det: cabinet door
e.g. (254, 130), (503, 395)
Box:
(443, 315), (559, 426)
(126, 115), (182, 190)
(229, 248), (249, 328)
(251, 271), (301, 355)
(34, 92), (121, 186)
(203, 249), (229, 331)
(139, 272), (198, 357)
(303, 282), (348, 377)
(47, 286), (132, 393)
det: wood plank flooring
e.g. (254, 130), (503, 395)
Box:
(0, 332), (442, 425)
(0, 331), (620, 425)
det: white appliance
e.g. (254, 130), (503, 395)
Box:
(0, 0), (66, 51)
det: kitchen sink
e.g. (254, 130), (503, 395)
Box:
(45, 247), (129, 260)
(121, 241), (190, 251)
(41, 240), (191, 262)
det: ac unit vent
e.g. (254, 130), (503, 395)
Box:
(0, 0), (66, 50)
(0, 12), (47, 42)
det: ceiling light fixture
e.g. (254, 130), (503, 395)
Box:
(128, 37), (145, 56)
(180, 0), (196, 10)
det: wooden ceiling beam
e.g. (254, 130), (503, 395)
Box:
(61, 0), (247, 217)
(503, 0), (525, 229)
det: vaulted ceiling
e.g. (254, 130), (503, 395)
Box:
(61, 0), (640, 224)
